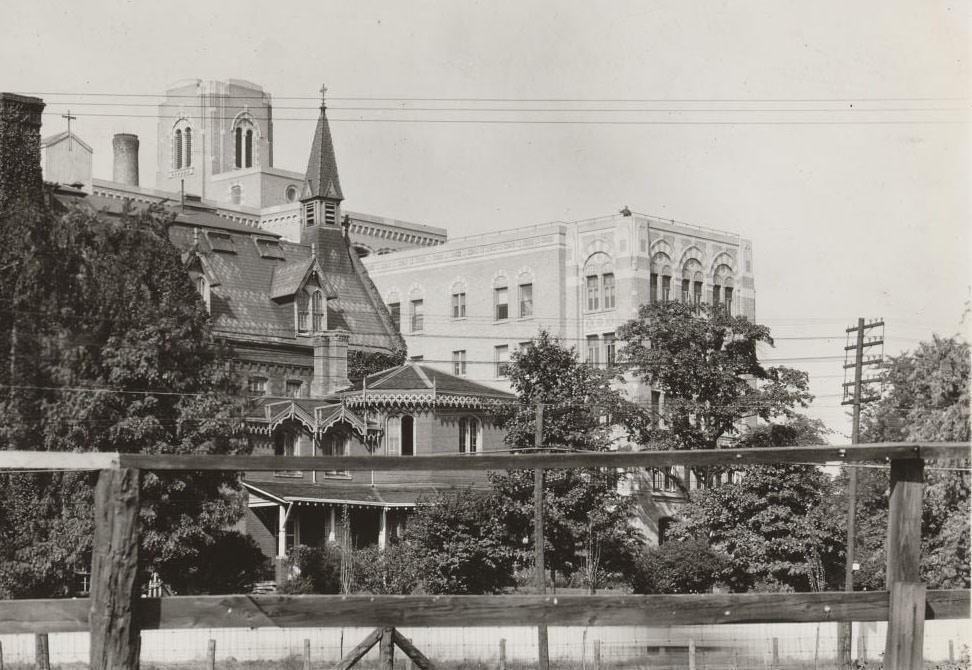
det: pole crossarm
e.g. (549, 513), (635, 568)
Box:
(0, 443), (963, 472)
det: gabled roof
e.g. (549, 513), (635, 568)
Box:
(42, 131), (93, 153)
(269, 257), (337, 301)
(301, 105), (343, 202)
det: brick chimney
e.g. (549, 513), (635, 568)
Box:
(311, 331), (351, 397)
(0, 93), (45, 211)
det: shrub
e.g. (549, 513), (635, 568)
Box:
(278, 544), (342, 594)
(630, 539), (728, 594)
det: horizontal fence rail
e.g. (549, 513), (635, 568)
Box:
(0, 591), (968, 633)
(0, 442), (966, 472)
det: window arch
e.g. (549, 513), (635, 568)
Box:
(171, 119), (192, 170)
(458, 416), (480, 454)
(583, 253), (615, 313)
(681, 258), (704, 305)
(712, 264), (735, 312)
(650, 253), (673, 303)
(233, 115), (259, 169)
(311, 289), (325, 332)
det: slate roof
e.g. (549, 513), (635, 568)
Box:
(244, 479), (459, 508)
(302, 105), (343, 202)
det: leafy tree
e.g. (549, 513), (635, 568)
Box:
(351, 543), (421, 595)
(617, 301), (812, 455)
(278, 544), (342, 594)
(169, 531), (270, 595)
(347, 348), (407, 382)
(629, 538), (729, 594)
(403, 488), (516, 594)
(852, 336), (970, 590)
(669, 416), (845, 592)
(490, 331), (645, 591)
(0, 198), (253, 597)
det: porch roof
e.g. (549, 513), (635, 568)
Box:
(243, 479), (449, 508)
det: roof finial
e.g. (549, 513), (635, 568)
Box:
(319, 83), (328, 111)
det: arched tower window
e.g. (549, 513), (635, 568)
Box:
(184, 127), (192, 167)
(171, 120), (192, 170)
(173, 129), (182, 169)
(233, 116), (258, 169)
(311, 289), (325, 332)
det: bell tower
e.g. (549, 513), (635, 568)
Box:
(300, 85), (344, 237)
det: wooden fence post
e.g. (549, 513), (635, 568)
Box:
(593, 640), (601, 670)
(380, 627), (395, 670)
(0, 639), (4, 670)
(857, 631), (866, 662)
(949, 639), (955, 663)
(207, 640), (216, 670)
(499, 638), (506, 670)
(884, 458), (925, 670)
(688, 639), (696, 670)
(89, 468), (141, 670)
(772, 637), (779, 669)
(34, 634), (49, 670)
(303, 639), (311, 670)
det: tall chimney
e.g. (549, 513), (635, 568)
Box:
(311, 332), (350, 396)
(112, 133), (140, 186)
(0, 93), (45, 211)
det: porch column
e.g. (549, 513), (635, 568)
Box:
(277, 502), (288, 558)
(378, 507), (388, 550)
(328, 507), (336, 543)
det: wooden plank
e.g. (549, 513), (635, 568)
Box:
(1, 591), (967, 633)
(107, 442), (967, 472)
(886, 459), (924, 585)
(89, 468), (141, 670)
(0, 443), (964, 473)
(0, 450), (119, 470)
(392, 629), (433, 670)
(885, 582), (926, 670)
(334, 627), (382, 670)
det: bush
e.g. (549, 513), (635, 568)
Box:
(161, 530), (270, 594)
(278, 544), (342, 594)
(352, 543), (421, 594)
(630, 539), (729, 594)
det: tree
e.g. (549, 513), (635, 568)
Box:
(853, 336), (970, 589)
(668, 416), (845, 592)
(617, 301), (812, 454)
(0, 198), (254, 597)
(278, 544), (342, 594)
(403, 488), (516, 594)
(490, 331), (645, 591)
(629, 538), (729, 594)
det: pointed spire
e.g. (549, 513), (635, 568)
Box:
(302, 83), (344, 203)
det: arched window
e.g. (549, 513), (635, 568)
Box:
(171, 120), (192, 170)
(712, 264), (734, 313)
(233, 117), (258, 168)
(650, 253), (673, 303)
(245, 129), (253, 168)
(583, 252), (615, 313)
(401, 415), (415, 456)
(682, 259), (704, 305)
(458, 416), (480, 454)
(184, 127), (192, 167)
(173, 129), (182, 169)
(311, 289), (325, 332)
(296, 291), (310, 333)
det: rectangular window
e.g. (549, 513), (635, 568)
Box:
(452, 350), (467, 376)
(681, 279), (691, 303)
(494, 287), (509, 321)
(712, 285), (721, 307)
(410, 299), (424, 332)
(693, 281), (703, 305)
(388, 302), (401, 331)
(651, 390), (662, 427)
(451, 292), (466, 319)
(586, 335), (600, 366)
(518, 283), (533, 318)
(661, 275), (672, 302)
(586, 276), (599, 311)
(725, 287), (734, 314)
(604, 332), (616, 366)
(495, 345), (509, 378)
(286, 380), (303, 398)
(247, 377), (267, 395)
(602, 274), (615, 310)
(650, 273), (659, 304)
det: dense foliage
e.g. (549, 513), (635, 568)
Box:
(0, 197), (253, 597)
(629, 538), (729, 594)
(853, 336), (970, 590)
(278, 544), (342, 594)
(617, 301), (812, 452)
(347, 347), (407, 382)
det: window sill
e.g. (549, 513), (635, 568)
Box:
(322, 471), (351, 479)
(274, 471), (303, 478)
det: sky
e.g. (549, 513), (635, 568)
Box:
(2, 0), (969, 440)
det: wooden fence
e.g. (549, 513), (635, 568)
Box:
(0, 442), (968, 670)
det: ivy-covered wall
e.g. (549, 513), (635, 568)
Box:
(0, 93), (45, 211)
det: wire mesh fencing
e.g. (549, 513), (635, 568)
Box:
(0, 620), (968, 669)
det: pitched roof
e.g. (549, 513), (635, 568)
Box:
(342, 363), (515, 410)
(41, 131), (93, 153)
(244, 479), (460, 508)
(302, 105), (343, 202)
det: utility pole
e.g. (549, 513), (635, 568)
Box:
(534, 402), (549, 670)
(837, 317), (884, 670)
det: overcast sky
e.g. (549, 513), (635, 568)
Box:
(3, 0), (969, 439)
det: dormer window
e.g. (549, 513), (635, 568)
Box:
(296, 288), (326, 334)
(311, 290), (325, 331)
(296, 291), (310, 332)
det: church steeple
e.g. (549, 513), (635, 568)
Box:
(300, 84), (344, 228)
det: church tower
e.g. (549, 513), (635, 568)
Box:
(299, 86), (344, 234)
